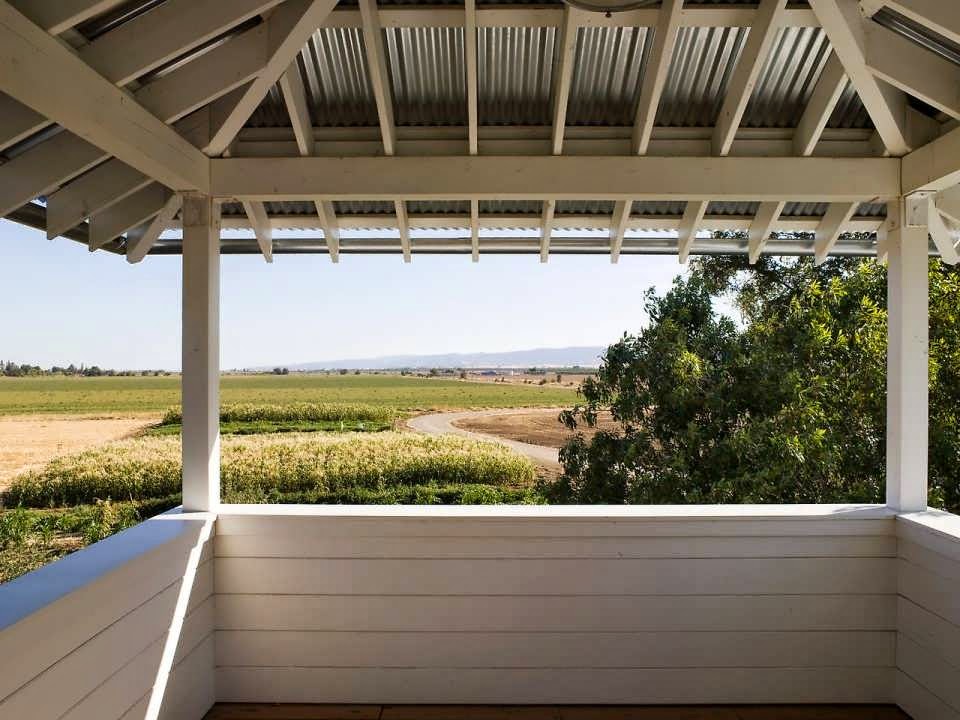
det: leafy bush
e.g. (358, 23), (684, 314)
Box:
(3, 432), (536, 508)
(160, 402), (397, 426)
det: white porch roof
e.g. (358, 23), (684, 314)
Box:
(2, 0), (960, 262)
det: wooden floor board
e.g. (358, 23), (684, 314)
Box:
(205, 706), (911, 720)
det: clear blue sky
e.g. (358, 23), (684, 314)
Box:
(0, 219), (686, 370)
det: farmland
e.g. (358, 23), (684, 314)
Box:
(0, 373), (576, 416)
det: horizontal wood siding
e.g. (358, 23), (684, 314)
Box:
(0, 511), (215, 720)
(896, 513), (960, 720)
(214, 508), (897, 705)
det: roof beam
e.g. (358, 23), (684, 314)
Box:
(540, 199), (556, 263)
(315, 199), (340, 263)
(9, 0), (128, 34)
(903, 124), (960, 193)
(863, 20), (960, 121)
(242, 200), (274, 262)
(211, 155), (901, 202)
(874, 0), (960, 46)
(677, 200), (709, 264)
(551, 6), (580, 156)
(609, 200), (632, 264)
(632, 0), (683, 155)
(0, 0), (209, 192)
(809, 0), (911, 155)
(748, 201), (786, 263)
(470, 199), (480, 262)
(126, 194), (182, 263)
(794, 53), (847, 156)
(89, 185), (171, 250)
(465, 0), (479, 155)
(713, 0), (789, 156)
(280, 61), (315, 156)
(206, 0), (337, 157)
(396, 200), (411, 262)
(360, 0), (398, 157)
(814, 201), (859, 264)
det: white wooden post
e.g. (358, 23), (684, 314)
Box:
(886, 200), (929, 512)
(181, 194), (220, 512)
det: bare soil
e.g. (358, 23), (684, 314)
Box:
(453, 409), (619, 449)
(0, 414), (156, 489)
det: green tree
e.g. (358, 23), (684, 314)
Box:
(551, 254), (960, 512)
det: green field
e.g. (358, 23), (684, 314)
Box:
(0, 374), (576, 416)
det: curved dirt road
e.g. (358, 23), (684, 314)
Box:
(407, 409), (560, 466)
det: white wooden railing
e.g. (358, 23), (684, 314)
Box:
(1, 504), (959, 719)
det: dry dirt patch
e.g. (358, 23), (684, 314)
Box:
(0, 414), (156, 489)
(453, 409), (619, 449)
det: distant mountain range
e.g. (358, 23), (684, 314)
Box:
(267, 346), (605, 371)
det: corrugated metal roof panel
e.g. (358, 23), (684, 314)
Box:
(742, 26), (830, 128)
(385, 27), (466, 126)
(478, 26), (557, 125)
(656, 26), (748, 127)
(249, 28), (379, 128)
(407, 200), (470, 214)
(556, 200), (615, 215)
(707, 201), (759, 216)
(479, 200), (542, 214)
(333, 200), (395, 214)
(566, 26), (650, 126)
(632, 201), (688, 215)
(827, 79), (872, 129)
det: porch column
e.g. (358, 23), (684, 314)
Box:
(885, 200), (929, 512)
(181, 194), (221, 512)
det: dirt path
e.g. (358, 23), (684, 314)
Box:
(0, 414), (156, 489)
(408, 409), (563, 466)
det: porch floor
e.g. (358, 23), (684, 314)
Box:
(204, 705), (911, 720)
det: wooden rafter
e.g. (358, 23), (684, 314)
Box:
(89, 185), (171, 250)
(470, 199), (480, 263)
(9, 0), (129, 35)
(360, 0), (397, 157)
(126, 194), (183, 264)
(242, 200), (274, 262)
(396, 200), (411, 263)
(677, 200), (709, 264)
(551, 6), (580, 156)
(632, 0), (683, 155)
(465, 0), (479, 156)
(814, 201), (859, 264)
(609, 200), (632, 264)
(809, 0), (911, 155)
(205, 0), (339, 157)
(794, 54), (847, 156)
(540, 200), (556, 263)
(0, 0), (209, 192)
(748, 201), (786, 264)
(713, 0), (788, 156)
(315, 199), (340, 263)
(870, 0), (960, 46)
(926, 196), (960, 265)
(280, 61), (315, 157)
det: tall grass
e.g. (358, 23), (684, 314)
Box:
(3, 432), (536, 508)
(161, 402), (397, 425)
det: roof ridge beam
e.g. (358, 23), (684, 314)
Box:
(632, 0), (683, 155)
(863, 19), (960, 121)
(713, 0), (789, 156)
(794, 53), (847, 156)
(748, 201), (786, 263)
(873, 0), (960, 46)
(809, 0), (912, 155)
